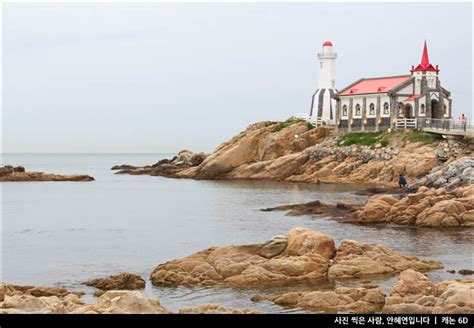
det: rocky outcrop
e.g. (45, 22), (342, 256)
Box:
(114, 121), (468, 186)
(149, 227), (442, 288)
(417, 157), (473, 189)
(1, 283), (84, 298)
(328, 241), (442, 279)
(356, 185), (474, 227)
(262, 200), (359, 221)
(113, 150), (207, 177)
(83, 273), (146, 293)
(0, 289), (171, 314)
(179, 304), (261, 314)
(0, 165), (94, 182)
(252, 286), (385, 313)
(382, 270), (474, 314)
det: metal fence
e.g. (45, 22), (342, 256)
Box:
(416, 118), (472, 133)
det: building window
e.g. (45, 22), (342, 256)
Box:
(342, 105), (348, 116)
(398, 103), (404, 115)
(444, 105), (447, 114)
(355, 104), (361, 116)
(420, 104), (426, 114)
(369, 103), (375, 115)
(383, 102), (389, 114)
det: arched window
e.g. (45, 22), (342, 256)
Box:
(342, 105), (348, 116)
(420, 104), (426, 114)
(383, 102), (389, 114)
(369, 103), (375, 115)
(355, 104), (361, 116)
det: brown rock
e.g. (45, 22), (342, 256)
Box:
(458, 269), (474, 275)
(328, 241), (442, 279)
(253, 287), (385, 313)
(179, 304), (261, 314)
(83, 272), (146, 291)
(0, 166), (94, 182)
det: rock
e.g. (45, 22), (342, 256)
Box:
(458, 270), (474, 275)
(71, 291), (171, 314)
(328, 241), (442, 279)
(1, 283), (83, 298)
(282, 227), (335, 260)
(179, 304), (261, 314)
(356, 185), (474, 227)
(150, 228), (442, 288)
(0, 166), (94, 182)
(112, 120), (456, 186)
(252, 287), (385, 313)
(447, 270), (456, 274)
(256, 235), (288, 259)
(383, 270), (474, 314)
(83, 272), (146, 291)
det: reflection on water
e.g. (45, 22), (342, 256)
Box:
(1, 153), (473, 313)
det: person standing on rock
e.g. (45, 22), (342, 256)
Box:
(399, 174), (407, 188)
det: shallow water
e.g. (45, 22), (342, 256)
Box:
(1, 153), (472, 313)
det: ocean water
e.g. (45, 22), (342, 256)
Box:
(1, 153), (472, 313)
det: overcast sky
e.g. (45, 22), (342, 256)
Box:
(3, 2), (472, 153)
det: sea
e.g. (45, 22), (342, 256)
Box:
(1, 153), (472, 313)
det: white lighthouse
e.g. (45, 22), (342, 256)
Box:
(309, 41), (337, 125)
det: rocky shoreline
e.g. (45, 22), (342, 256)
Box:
(112, 121), (472, 186)
(0, 165), (94, 182)
(2, 227), (472, 314)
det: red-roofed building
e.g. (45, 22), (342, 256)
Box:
(331, 41), (452, 131)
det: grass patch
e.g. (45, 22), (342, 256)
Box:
(405, 130), (438, 144)
(340, 131), (384, 146)
(272, 118), (307, 132)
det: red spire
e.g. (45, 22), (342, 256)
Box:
(420, 40), (430, 67)
(411, 41), (439, 73)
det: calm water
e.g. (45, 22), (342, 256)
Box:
(1, 153), (472, 313)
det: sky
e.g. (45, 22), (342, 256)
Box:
(2, 2), (472, 153)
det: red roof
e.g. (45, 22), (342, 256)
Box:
(405, 94), (421, 102)
(323, 41), (333, 47)
(411, 41), (439, 73)
(338, 75), (411, 96)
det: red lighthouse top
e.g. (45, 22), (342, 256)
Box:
(322, 41), (333, 47)
(411, 41), (439, 73)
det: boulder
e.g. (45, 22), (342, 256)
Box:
(179, 304), (261, 314)
(83, 273), (145, 291)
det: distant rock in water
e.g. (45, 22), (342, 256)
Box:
(0, 165), (94, 182)
(149, 227), (442, 288)
(83, 272), (146, 291)
(112, 149), (208, 177)
(179, 304), (262, 314)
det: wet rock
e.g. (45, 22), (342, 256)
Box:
(83, 272), (145, 291)
(458, 270), (474, 276)
(179, 304), (261, 314)
(0, 166), (94, 182)
(256, 235), (287, 259)
(252, 287), (385, 313)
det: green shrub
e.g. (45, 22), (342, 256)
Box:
(405, 130), (438, 144)
(272, 118), (307, 132)
(306, 122), (316, 130)
(380, 138), (389, 147)
(341, 131), (384, 146)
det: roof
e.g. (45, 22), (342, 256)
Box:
(338, 75), (411, 96)
(405, 94), (422, 102)
(411, 41), (439, 73)
(323, 41), (333, 47)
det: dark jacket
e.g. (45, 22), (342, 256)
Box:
(399, 176), (407, 185)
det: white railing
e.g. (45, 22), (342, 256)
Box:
(293, 113), (323, 127)
(395, 118), (417, 129)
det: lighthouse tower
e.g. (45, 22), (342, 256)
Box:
(309, 41), (337, 125)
